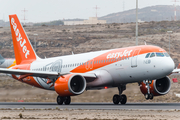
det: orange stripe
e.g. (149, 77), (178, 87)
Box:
(71, 45), (166, 73)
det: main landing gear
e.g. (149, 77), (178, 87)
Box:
(144, 80), (154, 100)
(113, 85), (127, 105)
(57, 95), (71, 105)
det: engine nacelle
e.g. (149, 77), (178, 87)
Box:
(54, 74), (86, 97)
(140, 76), (171, 96)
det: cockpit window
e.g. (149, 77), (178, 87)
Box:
(145, 53), (150, 58)
(164, 53), (170, 57)
(150, 53), (155, 58)
(156, 53), (164, 57)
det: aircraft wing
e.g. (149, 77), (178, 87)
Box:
(0, 68), (97, 81)
(0, 68), (59, 78)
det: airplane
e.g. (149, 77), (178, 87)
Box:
(0, 14), (175, 105)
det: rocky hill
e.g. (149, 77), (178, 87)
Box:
(100, 5), (180, 23)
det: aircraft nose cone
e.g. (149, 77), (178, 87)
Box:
(164, 58), (175, 75)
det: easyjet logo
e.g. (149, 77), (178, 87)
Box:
(11, 18), (30, 58)
(107, 50), (133, 59)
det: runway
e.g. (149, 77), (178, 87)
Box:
(0, 102), (180, 110)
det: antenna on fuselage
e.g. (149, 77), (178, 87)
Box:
(72, 51), (74, 55)
(144, 41), (147, 45)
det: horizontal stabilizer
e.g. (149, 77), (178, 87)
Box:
(172, 69), (180, 73)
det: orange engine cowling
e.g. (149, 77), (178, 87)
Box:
(140, 76), (171, 96)
(54, 74), (86, 97)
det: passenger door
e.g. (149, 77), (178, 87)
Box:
(131, 49), (141, 67)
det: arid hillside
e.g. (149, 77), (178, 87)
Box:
(0, 21), (180, 66)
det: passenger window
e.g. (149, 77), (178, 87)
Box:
(145, 53), (150, 58)
(150, 53), (155, 58)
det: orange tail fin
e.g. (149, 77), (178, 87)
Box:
(9, 14), (37, 65)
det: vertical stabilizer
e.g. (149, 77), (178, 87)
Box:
(9, 14), (37, 65)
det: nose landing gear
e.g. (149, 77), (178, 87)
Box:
(113, 85), (127, 105)
(144, 80), (154, 100)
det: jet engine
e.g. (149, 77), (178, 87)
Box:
(54, 74), (86, 96)
(140, 76), (171, 96)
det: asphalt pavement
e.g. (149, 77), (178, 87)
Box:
(0, 102), (179, 110)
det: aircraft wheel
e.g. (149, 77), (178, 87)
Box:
(120, 94), (127, 104)
(145, 93), (150, 100)
(64, 96), (71, 105)
(57, 95), (64, 105)
(149, 93), (154, 100)
(113, 94), (120, 105)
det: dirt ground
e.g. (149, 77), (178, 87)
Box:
(0, 75), (180, 103)
(0, 109), (180, 120)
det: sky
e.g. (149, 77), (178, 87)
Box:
(0, 0), (177, 23)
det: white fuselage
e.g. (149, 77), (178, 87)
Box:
(29, 46), (175, 90)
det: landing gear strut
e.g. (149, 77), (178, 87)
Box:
(57, 95), (71, 105)
(113, 85), (127, 105)
(144, 80), (154, 100)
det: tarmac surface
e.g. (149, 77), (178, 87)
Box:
(0, 102), (180, 110)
